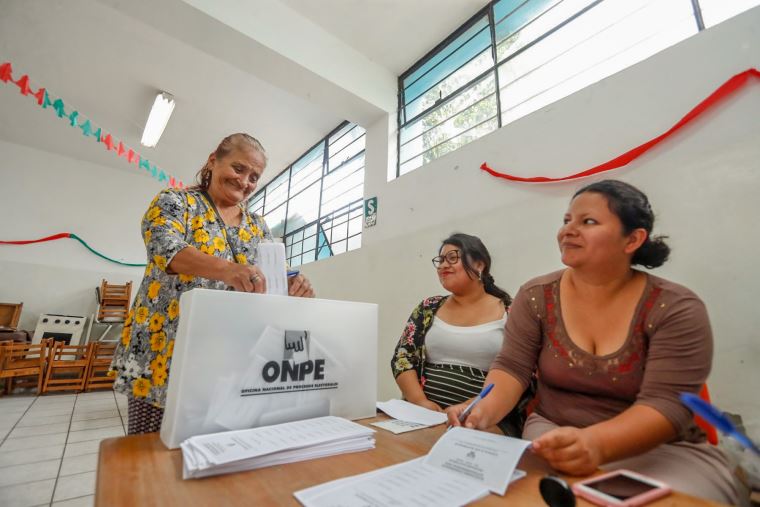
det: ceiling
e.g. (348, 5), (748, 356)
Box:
(281, 0), (488, 75)
(0, 0), (488, 186)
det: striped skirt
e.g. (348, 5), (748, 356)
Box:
(422, 362), (486, 408)
(422, 362), (532, 437)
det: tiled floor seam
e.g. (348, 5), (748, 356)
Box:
(49, 394), (79, 507)
(52, 493), (93, 505)
(115, 390), (128, 434)
(0, 398), (35, 447)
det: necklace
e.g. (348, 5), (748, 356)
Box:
(200, 191), (253, 264)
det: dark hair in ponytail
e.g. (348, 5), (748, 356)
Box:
(440, 233), (512, 306)
(573, 180), (671, 268)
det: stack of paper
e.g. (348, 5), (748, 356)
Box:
(374, 399), (448, 433)
(180, 416), (375, 479)
(294, 427), (531, 507)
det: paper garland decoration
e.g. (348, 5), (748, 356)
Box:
(0, 233), (147, 267)
(0, 60), (184, 188)
(480, 68), (760, 183)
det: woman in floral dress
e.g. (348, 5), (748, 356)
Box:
(111, 133), (314, 434)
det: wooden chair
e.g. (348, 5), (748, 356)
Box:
(97, 280), (132, 323)
(695, 384), (719, 445)
(84, 342), (117, 391)
(41, 341), (92, 393)
(0, 340), (48, 395)
(0, 302), (23, 329)
(87, 280), (132, 342)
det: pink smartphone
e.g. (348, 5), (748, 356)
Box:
(572, 469), (671, 506)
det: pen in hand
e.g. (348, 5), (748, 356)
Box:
(452, 383), (494, 428)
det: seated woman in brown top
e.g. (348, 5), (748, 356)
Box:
(447, 180), (739, 503)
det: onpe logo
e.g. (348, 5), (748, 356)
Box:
(261, 330), (325, 383)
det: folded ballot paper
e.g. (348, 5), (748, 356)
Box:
(180, 416), (375, 479)
(294, 427), (531, 507)
(373, 399), (448, 433)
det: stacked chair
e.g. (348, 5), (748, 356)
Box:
(88, 279), (132, 342)
(83, 342), (118, 391)
(42, 341), (92, 393)
(0, 339), (118, 396)
(0, 340), (48, 394)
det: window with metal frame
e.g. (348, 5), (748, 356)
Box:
(398, 0), (753, 177)
(249, 122), (365, 267)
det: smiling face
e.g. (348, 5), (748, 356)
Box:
(207, 144), (266, 207)
(436, 243), (483, 294)
(558, 192), (646, 270)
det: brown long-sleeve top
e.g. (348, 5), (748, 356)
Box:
(491, 270), (711, 442)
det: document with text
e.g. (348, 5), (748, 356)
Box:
(294, 427), (530, 506)
(180, 416), (375, 479)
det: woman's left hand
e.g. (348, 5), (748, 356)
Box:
(288, 274), (315, 298)
(531, 426), (604, 476)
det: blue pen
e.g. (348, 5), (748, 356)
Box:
(287, 270), (300, 278)
(457, 383), (495, 425)
(680, 392), (760, 455)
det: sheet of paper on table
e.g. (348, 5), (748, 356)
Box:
(373, 399), (447, 433)
(294, 426), (531, 506)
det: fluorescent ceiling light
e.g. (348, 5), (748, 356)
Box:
(140, 92), (175, 148)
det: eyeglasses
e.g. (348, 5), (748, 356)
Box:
(432, 250), (461, 268)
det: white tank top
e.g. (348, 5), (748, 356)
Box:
(425, 314), (507, 371)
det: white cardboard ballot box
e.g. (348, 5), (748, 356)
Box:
(160, 289), (378, 449)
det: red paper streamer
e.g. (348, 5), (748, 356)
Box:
(0, 233), (146, 267)
(15, 75), (31, 95)
(481, 68), (760, 183)
(0, 232), (71, 245)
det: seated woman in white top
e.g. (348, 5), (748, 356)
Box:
(391, 233), (535, 436)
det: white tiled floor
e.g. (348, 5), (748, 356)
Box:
(0, 391), (127, 507)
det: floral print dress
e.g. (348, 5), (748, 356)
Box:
(110, 188), (272, 408)
(391, 295), (536, 436)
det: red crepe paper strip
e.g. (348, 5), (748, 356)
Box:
(32, 87), (46, 105)
(0, 232), (71, 245)
(15, 75), (32, 95)
(0, 62), (12, 82)
(101, 133), (115, 151)
(481, 68), (760, 183)
(0, 233), (146, 267)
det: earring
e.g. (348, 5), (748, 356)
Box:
(478, 270), (482, 282)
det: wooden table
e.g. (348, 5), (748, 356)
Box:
(96, 416), (723, 506)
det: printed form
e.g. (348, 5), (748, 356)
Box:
(295, 427), (531, 506)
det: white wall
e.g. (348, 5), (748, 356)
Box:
(0, 140), (160, 332)
(300, 8), (760, 432)
(1, 6), (758, 436)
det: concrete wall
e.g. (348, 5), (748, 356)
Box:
(301, 7), (760, 430)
